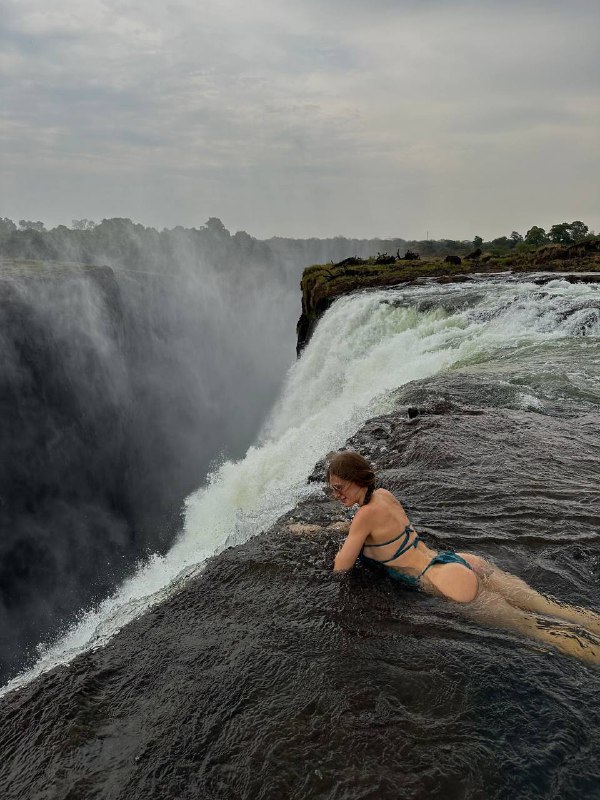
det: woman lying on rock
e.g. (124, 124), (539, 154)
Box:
(326, 450), (600, 664)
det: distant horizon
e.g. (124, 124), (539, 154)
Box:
(2, 211), (596, 244)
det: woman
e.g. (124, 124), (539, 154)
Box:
(326, 450), (600, 664)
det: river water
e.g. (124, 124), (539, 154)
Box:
(1, 274), (599, 798)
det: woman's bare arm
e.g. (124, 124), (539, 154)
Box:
(333, 509), (371, 572)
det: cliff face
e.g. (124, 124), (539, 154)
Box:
(1, 373), (599, 799)
(296, 239), (600, 353)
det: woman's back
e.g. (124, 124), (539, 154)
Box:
(362, 488), (412, 544)
(360, 489), (437, 572)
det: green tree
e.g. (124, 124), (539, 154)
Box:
(524, 226), (547, 246)
(510, 231), (523, 243)
(204, 217), (227, 233)
(18, 219), (46, 232)
(549, 222), (574, 245)
(0, 217), (17, 237)
(569, 220), (589, 242)
(473, 235), (483, 248)
(491, 236), (510, 250)
(72, 219), (97, 230)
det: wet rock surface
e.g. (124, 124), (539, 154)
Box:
(1, 375), (599, 800)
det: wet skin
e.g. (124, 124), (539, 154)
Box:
(329, 475), (479, 603)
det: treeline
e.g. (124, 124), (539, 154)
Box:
(0, 215), (596, 272)
(0, 216), (281, 275)
(471, 220), (594, 252)
(414, 220), (595, 258)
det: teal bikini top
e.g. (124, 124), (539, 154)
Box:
(362, 524), (421, 564)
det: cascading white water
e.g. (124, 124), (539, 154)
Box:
(2, 275), (598, 696)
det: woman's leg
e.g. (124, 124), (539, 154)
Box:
(457, 552), (600, 636)
(461, 588), (600, 665)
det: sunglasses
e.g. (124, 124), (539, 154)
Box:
(323, 480), (350, 499)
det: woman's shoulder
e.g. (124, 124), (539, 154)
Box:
(356, 489), (403, 520)
(373, 488), (407, 513)
(373, 487), (400, 503)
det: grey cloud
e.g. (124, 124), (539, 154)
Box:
(1, 0), (598, 238)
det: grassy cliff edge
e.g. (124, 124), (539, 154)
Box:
(297, 239), (600, 353)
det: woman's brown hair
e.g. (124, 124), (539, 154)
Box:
(326, 451), (376, 503)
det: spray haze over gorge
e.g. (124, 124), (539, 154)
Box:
(0, 219), (307, 682)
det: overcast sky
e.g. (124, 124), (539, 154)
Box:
(1, 0), (599, 239)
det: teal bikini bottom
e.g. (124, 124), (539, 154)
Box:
(362, 550), (473, 589)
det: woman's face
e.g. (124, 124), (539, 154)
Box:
(328, 473), (361, 507)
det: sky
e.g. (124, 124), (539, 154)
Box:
(1, 0), (599, 240)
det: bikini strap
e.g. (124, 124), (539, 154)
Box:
(366, 524), (415, 547)
(363, 525), (421, 565)
(379, 533), (421, 564)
